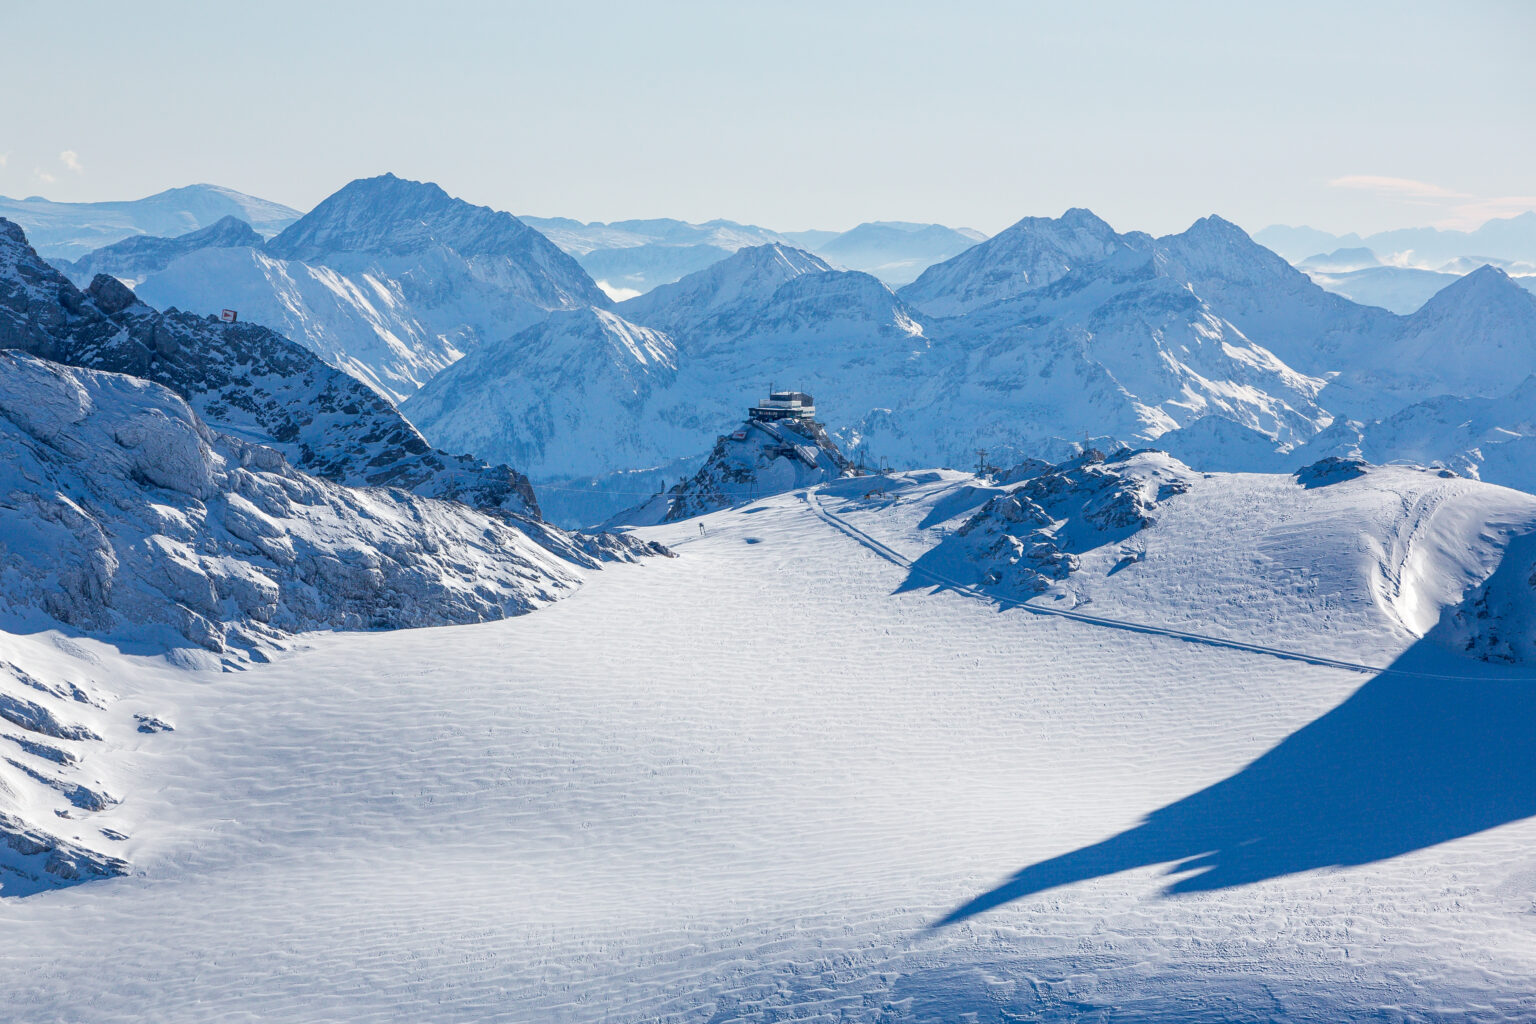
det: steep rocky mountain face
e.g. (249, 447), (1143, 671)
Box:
(0, 184), (300, 260)
(54, 216), (263, 287)
(0, 218), (540, 519)
(610, 414), (855, 526)
(117, 175), (611, 400)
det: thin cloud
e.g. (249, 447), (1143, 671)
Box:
(60, 150), (82, 173)
(0, 153), (8, 170)
(1328, 175), (1472, 201)
(1329, 175), (1536, 231)
(34, 166), (56, 184)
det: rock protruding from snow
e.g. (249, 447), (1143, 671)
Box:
(612, 416), (855, 526)
(0, 652), (129, 894)
(0, 350), (588, 652)
(0, 217), (541, 519)
(1295, 456), (1369, 488)
(928, 450), (1196, 596)
(55, 216), (263, 287)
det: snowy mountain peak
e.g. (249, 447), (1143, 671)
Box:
(1416, 263), (1532, 314)
(264, 174), (599, 291)
(619, 243), (832, 330)
(1154, 215), (1296, 283)
(898, 207), (1125, 316)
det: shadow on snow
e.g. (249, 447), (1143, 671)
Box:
(937, 637), (1536, 926)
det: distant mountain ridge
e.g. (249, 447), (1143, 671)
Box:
(519, 214), (986, 294)
(54, 215), (262, 287)
(1257, 212), (1536, 267)
(0, 184), (300, 260)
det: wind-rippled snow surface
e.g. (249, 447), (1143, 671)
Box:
(4, 473), (1536, 1022)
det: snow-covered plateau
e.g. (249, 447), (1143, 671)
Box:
(5, 452), (1536, 1020)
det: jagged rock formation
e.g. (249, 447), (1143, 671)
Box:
(930, 449), (1197, 595)
(612, 414), (854, 526)
(0, 350), (608, 651)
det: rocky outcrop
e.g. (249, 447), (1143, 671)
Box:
(945, 449), (1195, 595)
(0, 351), (606, 652)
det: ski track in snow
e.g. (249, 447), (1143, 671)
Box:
(804, 484), (1515, 682)
(2, 485), (1536, 1020)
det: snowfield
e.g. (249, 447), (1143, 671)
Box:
(4, 466), (1536, 1021)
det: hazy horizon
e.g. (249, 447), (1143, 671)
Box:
(5, 1), (1533, 238)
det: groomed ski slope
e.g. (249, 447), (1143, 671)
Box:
(4, 469), (1536, 1022)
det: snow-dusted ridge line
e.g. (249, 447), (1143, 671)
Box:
(803, 484), (1530, 681)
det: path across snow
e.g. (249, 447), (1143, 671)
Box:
(3, 477), (1536, 1021)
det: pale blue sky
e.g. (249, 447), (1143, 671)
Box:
(6, 0), (1533, 236)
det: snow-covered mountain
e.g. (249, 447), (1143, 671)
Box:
(1297, 375), (1536, 493)
(0, 351), (590, 654)
(0, 218), (541, 518)
(54, 215), (263, 288)
(406, 206), (1536, 525)
(611, 413), (855, 526)
(915, 241), (1331, 465)
(125, 175), (610, 400)
(898, 208), (1127, 317)
(614, 242), (835, 335)
(406, 244), (937, 523)
(403, 307), (681, 482)
(1339, 266), (1536, 402)
(0, 185), (300, 260)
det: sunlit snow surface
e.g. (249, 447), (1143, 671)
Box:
(5, 471), (1536, 1022)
